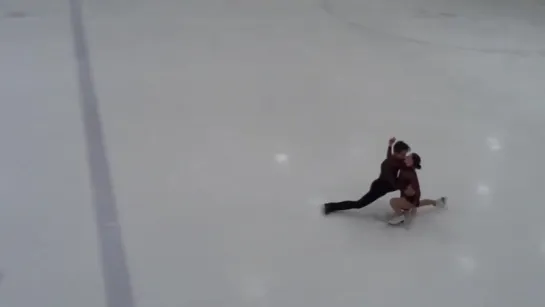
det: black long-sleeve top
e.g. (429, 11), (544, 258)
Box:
(378, 146), (405, 191)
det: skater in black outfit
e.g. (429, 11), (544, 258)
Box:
(323, 137), (410, 215)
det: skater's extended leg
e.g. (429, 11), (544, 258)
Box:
(389, 197), (447, 225)
(420, 197), (447, 208)
(419, 199), (435, 207)
(324, 189), (383, 213)
(324, 179), (391, 214)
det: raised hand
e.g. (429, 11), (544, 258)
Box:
(388, 137), (396, 146)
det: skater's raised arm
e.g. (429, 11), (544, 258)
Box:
(386, 137), (396, 158)
(381, 139), (409, 190)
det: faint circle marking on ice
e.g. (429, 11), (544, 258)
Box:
(274, 153), (289, 164)
(486, 137), (501, 151)
(457, 256), (476, 273)
(476, 184), (490, 196)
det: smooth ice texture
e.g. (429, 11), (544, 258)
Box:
(1, 0), (545, 307)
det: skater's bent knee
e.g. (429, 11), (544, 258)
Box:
(389, 198), (402, 208)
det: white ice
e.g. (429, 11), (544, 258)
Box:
(1, 0), (545, 307)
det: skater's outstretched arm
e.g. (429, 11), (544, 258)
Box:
(386, 137), (396, 158)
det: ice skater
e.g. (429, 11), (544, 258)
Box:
(323, 137), (410, 215)
(387, 153), (447, 225)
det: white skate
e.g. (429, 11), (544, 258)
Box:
(388, 214), (405, 225)
(436, 197), (447, 208)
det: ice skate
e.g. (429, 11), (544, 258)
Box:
(435, 197), (447, 208)
(388, 214), (405, 225)
(323, 203), (334, 215)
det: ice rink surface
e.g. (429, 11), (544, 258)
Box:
(1, 0), (545, 306)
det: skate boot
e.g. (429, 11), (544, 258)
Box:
(323, 203), (334, 215)
(435, 197), (447, 208)
(388, 214), (405, 225)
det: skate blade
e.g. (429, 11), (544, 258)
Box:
(387, 219), (405, 226)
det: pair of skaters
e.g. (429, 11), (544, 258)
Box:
(323, 137), (446, 225)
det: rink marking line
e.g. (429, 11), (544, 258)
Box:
(68, 1), (135, 307)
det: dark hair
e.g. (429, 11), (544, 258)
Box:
(393, 141), (410, 153)
(411, 153), (422, 169)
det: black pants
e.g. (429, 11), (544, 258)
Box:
(328, 179), (395, 212)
